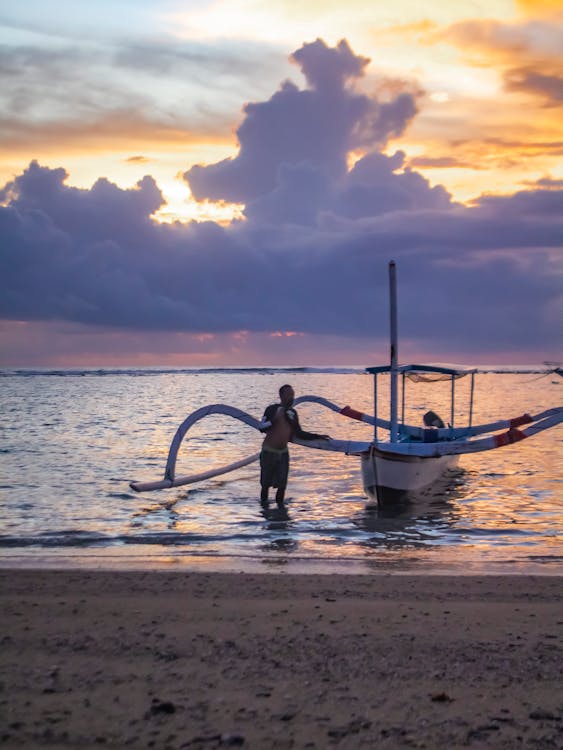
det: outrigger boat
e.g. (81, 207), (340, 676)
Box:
(130, 262), (562, 506)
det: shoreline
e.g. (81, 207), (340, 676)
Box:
(2, 569), (561, 749)
(1, 549), (562, 577)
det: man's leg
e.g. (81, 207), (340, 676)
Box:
(275, 452), (289, 506)
(260, 450), (271, 503)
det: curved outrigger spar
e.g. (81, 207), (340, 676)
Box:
(129, 393), (562, 503)
(130, 263), (562, 505)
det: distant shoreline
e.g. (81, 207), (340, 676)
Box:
(1, 365), (559, 376)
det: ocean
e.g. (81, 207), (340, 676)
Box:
(0, 367), (561, 574)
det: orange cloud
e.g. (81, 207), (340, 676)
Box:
(398, 14), (563, 198)
(516, 0), (563, 18)
(408, 156), (484, 170)
(0, 113), (232, 157)
(430, 18), (563, 67)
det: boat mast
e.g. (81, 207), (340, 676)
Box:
(389, 261), (399, 442)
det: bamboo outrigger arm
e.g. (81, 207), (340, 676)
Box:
(129, 397), (562, 493)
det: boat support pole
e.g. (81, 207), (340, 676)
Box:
(451, 374), (455, 429)
(389, 260), (399, 442)
(373, 372), (378, 443)
(469, 371), (475, 429)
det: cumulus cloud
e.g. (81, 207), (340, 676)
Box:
(1, 40), (562, 361)
(184, 39), (418, 204)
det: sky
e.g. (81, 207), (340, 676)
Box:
(0, 0), (562, 366)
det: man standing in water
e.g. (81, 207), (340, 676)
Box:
(260, 384), (330, 506)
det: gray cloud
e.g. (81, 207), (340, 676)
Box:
(0, 33), (288, 150)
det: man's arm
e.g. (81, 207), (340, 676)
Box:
(259, 403), (279, 432)
(286, 408), (329, 441)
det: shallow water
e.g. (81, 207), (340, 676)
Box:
(0, 368), (561, 573)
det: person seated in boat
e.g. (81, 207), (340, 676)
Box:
(423, 410), (445, 429)
(260, 384), (330, 506)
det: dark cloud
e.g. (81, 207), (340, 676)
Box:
(1, 160), (561, 355)
(528, 176), (563, 189)
(1, 40), (561, 360)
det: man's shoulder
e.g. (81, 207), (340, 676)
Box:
(263, 403), (281, 421)
(285, 407), (299, 422)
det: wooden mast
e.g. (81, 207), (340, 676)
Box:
(389, 260), (399, 442)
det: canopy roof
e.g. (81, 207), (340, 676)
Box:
(366, 364), (475, 381)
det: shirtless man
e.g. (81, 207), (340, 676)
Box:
(260, 384), (329, 505)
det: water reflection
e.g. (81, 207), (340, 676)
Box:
(260, 501), (291, 525)
(352, 469), (466, 552)
(131, 495), (182, 531)
(263, 537), (299, 554)
(260, 502), (299, 560)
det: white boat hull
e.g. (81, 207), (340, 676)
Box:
(361, 448), (459, 506)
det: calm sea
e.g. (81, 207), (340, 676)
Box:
(0, 367), (561, 574)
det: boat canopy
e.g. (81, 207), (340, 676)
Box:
(366, 364), (475, 382)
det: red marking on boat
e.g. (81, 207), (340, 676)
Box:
(340, 406), (364, 421)
(494, 428), (527, 447)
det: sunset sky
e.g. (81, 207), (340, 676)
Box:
(1, 0), (562, 366)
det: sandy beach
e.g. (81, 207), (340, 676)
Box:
(1, 570), (561, 749)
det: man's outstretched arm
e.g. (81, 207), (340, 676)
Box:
(287, 409), (330, 441)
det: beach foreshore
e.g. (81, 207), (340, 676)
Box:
(1, 571), (561, 749)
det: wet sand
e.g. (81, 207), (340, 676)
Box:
(1, 570), (561, 749)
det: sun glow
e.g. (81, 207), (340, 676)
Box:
(153, 178), (244, 224)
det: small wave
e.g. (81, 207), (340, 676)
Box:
(0, 531), (110, 548)
(455, 526), (534, 537)
(0, 529), (264, 549)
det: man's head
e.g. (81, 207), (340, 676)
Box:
(279, 384), (295, 407)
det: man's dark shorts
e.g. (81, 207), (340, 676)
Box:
(260, 448), (289, 490)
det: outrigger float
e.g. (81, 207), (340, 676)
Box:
(130, 262), (562, 506)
